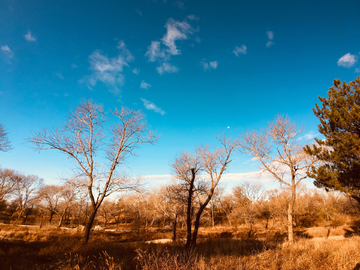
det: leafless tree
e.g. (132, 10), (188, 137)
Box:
(239, 115), (317, 243)
(157, 184), (186, 240)
(57, 185), (79, 227)
(12, 174), (43, 224)
(29, 100), (158, 243)
(37, 185), (62, 223)
(231, 182), (265, 238)
(0, 168), (22, 200)
(37, 184), (79, 227)
(0, 124), (12, 152)
(172, 135), (239, 248)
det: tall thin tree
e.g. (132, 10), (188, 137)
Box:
(30, 100), (158, 243)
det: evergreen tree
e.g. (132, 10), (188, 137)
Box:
(304, 77), (360, 204)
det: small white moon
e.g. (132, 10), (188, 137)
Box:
(227, 126), (230, 129)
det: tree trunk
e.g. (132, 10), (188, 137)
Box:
(185, 168), (196, 248)
(22, 206), (33, 224)
(190, 204), (207, 248)
(172, 217), (177, 241)
(39, 212), (43, 229)
(15, 208), (25, 224)
(248, 219), (253, 239)
(49, 211), (55, 223)
(83, 207), (98, 244)
(58, 211), (65, 228)
(288, 203), (294, 243)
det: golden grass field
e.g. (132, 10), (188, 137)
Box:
(0, 224), (360, 269)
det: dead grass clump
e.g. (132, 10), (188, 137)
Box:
(303, 225), (359, 238)
(135, 237), (360, 270)
(136, 247), (205, 270)
(56, 251), (121, 270)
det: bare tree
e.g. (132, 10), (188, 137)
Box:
(29, 100), (158, 243)
(37, 185), (62, 223)
(231, 182), (265, 238)
(0, 168), (21, 201)
(239, 115), (317, 243)
(57, 185), (79, 227)
(12, 174), (43, 224)
(37, 184), (79, 227)
(172, 135), (239, 248)
(158, 184), (186, 240)
(0, 124), (12, 152)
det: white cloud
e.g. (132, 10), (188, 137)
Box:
(299, 131), (319, 141)
(140, 80), (151, 89)
(1, 45), (14, 58)
(157, 62), (178, 74)
(201, 60), (218, 71)
(141, 98), (166, 115)
(266, 41), (274, 47)
(266, 31), (274, 47)
(337, 53), (357, 68)
(233, 45), (247, 56)
(174, 0), (184, 9)
(145, 41), (167, 62)
(145, 17), (196, 74)
(141, 171), (275, 185)
(266, 31), (274, 40)
(221, 171), (275, 183)
(161, 18), (193, 55)
(132, 68), (140, 75)
(187, 15), (199, 21)
(210, 61), (217, 69)
(71, 64), (77, 69)
(355, 67), (360, 73)
(55, 72), (64, 80)
(80, 40), (133, 92)
(25, 31), (36, 42)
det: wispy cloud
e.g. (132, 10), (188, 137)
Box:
(221, 171), (275, 183)
(25, 31), (36, 42)
(71, 64), (77, 69)
(141, 98), (166, 115)
(141, 171), (275, 185)
(136, 8), (142, 16)
(157, 62), (178, 74)
(201, 60), (218, 71)
(299, 130), (320, 141)
(146, 41), (167, 62)
(80, 40), (133, 94)
(174, 0), (184, 9)
(337, 53), (357, 68)
(140, 80), (151, 89)
(54, 72), (64, 80)
(1, 45), (14, 58)
(145, 17), (196, 74)
(132, 68), (140, 75)
(233, 45), (247, 56)
(266, 31), (274, 47)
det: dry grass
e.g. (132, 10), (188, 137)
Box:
(1, 224), (360, 269)
(137, 237), (360, 270)
(301, 225), (359, 238)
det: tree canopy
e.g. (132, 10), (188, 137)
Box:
(304, 77), (360, 203)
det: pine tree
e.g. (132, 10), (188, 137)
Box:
(304, 77), (360, 204)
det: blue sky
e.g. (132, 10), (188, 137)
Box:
(1, 0), (360, 191)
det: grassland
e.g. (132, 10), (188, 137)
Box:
(0, 224), (359, 269)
